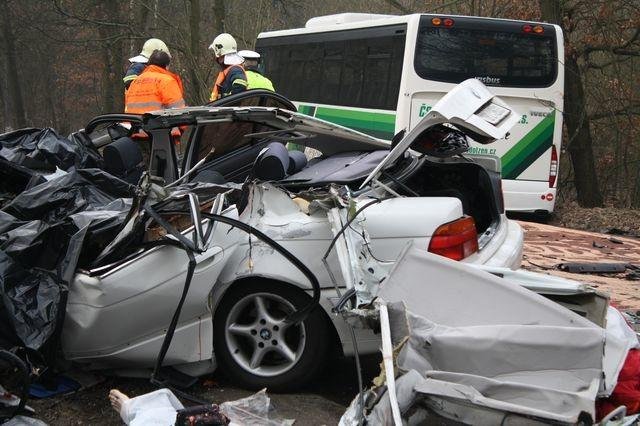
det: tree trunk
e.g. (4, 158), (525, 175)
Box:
(539, 0), (603, 207)
(0, 69), (6, 131)
(632, 166), (640, 209)
(538, 0), (560, 22)
(564, 56), (603, 206)
(98, 0), (124, 113)
(1, 0), (27, 128)
(213, 0), (225, 34)
(188, 0), (204, 104)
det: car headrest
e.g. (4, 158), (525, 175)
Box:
(254, 142), (289, 181)
(287, 150), (308, 175)
(192, 169), (226, 184)
(103, 137), (143, 183)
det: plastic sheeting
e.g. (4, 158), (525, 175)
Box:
(120, 388), (184, 425)
(117, 388), (293, 426)
(0, 158), (46, 210)
(0, 128), (103, 172)
(0, 169), (134, 351)
(220, 389), (294, 426)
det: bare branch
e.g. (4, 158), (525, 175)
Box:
(589, 105), (640, 121)
(581, 27), (640, 57)
(52, 0), (130, 29)
(585, 55), (634, 70)
(384, 0), (411, 14)
(427, 0), (467, 13)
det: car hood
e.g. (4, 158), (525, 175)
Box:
(145, 106), (389, 156)
(361, 79), (521, 188)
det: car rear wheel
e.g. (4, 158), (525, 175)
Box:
(213, 281), (329, 391)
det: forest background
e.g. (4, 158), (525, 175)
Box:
(1, 0), (638, 208)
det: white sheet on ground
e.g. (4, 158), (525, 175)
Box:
(118, 388), (294, 426)
(120, 388), (183, 425)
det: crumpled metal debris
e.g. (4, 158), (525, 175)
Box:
(340, 246), (638, 425)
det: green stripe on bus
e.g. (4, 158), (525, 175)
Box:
(297, 104), (396, 139)
(315, 107), (396, 124)
(298, 105), (316, 116)
(502, 113), (555, 180)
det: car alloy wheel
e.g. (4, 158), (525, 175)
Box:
(224, 292), (306, 377)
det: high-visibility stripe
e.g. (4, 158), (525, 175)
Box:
(126, 101), (163, 110)
(234, 79), (248, 86)
(123, 75), (137, 82)
(166, 99), (186, 108)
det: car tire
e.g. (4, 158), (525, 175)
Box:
(213, 281), (329, 391)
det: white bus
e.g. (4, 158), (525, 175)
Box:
(256, 13), (564, 215)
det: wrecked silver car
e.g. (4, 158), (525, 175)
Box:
(6, 80), (631, 423)
(58, 80), (525, 389)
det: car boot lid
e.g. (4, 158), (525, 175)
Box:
(360, 78), (521, 189)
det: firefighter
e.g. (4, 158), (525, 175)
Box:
(238, 50), (275, 91)
(124, 50), (185, 114)
(123, 38), (171, 90)
(124, 50), (185, 159)
(208, 33), (247, 101)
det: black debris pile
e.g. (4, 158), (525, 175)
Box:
(0, 128), (103, 172)
(0, 158), (46, 209)
(0, 169), (134, 352)
(0, 165), (241, 355)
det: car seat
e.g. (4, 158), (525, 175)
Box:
(253, 142), (290, 181)
(287, 150), (308, 175)
(103, 137), (144, 184)
(192, 169), (227, 184)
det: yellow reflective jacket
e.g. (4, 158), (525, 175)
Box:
(246, 69), (275, 92)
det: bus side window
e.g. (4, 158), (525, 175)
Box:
(320, 41), (343, 104)
(302, 43), (322, 101)
(363, 42), (393, 108)
(342, 39), (365, 107)
(257, 24), (406, 111)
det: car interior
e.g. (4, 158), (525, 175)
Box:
(82, 87), (501, 239)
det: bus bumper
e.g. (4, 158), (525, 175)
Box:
(502, 180), (556, 213)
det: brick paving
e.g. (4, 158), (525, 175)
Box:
(519, 221), (640, 310)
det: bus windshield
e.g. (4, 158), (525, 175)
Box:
(414, 16), (557, 88)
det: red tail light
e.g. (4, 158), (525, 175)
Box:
(523, 24), (544, 34)
(428, 216), (479, 261)
(432, 17), (454, 27)
(549, 145), (558, 188)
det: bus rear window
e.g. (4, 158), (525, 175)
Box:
(414, 17), (557, 87)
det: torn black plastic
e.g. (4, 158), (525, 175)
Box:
(0, 128), (103, 172)
(0, 170), (135, 351)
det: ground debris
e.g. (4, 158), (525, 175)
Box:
(519, 221), (640, 309)
(551, 201), (640, 237)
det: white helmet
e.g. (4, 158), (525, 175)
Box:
(209, 33), (237, 58)
(238, 50), (260, 59)
(141, 38), (171, 58)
